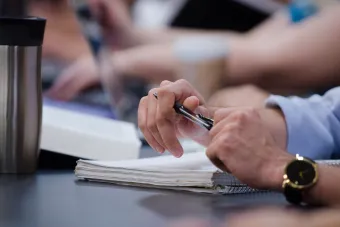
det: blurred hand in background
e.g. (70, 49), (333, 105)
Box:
(45, 55), (98, 101)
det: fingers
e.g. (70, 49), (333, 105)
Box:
(138, 79), (206, 157)
(138, 81), (184, 156)
(156, 107), (184, 157)
(160, 80), (172, 87)
(207, 107), (262, 173)
(154, 79), (203, 157)
(138, 96), (165, 153)
(156, 86), (184, 157)
(210, 124), (239, 147)
(206, 152), (230, 173)
(206, 108), (244, 173)
(182, 96), (200, 112)
(147, 89), (167, 152)
(210, 108), (242, 139)
(159, 79), (205, 104)
(207, 122), (238, 173)
(212, 107), (238, 124)
(206, 137), (231, 173)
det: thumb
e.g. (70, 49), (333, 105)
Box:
(182, 96), (200, 112)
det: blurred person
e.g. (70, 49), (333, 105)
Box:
(138, 79), (340, 206)
(47, 0), (340, 104)
(28, 0), (92, 63)
(44, 0), (280, 100)
(29, 0), (138, 63)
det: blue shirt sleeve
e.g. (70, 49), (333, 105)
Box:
(265, 87), (340, 160)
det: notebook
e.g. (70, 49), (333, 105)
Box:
(41, 105), (141, 160)
(75, 151), (340, 194)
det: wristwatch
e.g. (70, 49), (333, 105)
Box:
(282, 154), (319, 205)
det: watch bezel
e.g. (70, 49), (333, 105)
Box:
(283, 154), (318, 190)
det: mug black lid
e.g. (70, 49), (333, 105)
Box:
(0, 17), (46, 46)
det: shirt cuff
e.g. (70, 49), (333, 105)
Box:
(265, 95), (333, 160)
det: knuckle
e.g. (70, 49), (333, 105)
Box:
(206, 147), (215, 159)
(158, 103), (174, 118)
(160, 80), (171, 87)
(176, 79), (189, 86)
(176, 79), (193, 91)
(148, 88), (158, 97)
(155, 114), (167, 127)
(208, 129), (215, 138)
(146, 120), (158, 133)
(233, 111), (249, 123)
(228, 123), (239, 132)
(216, 149), (225, 160)
(221, 134), (237, 149)
(213, 109), (226, 122)
(240, 84), (258, 92)
(156, 87), (170, 97)
(246, 107), (258, 116)
(139, 96), (148, 106)
(234, 108), (259, 123)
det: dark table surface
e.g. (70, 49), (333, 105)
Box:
(0, 147), (292, 227)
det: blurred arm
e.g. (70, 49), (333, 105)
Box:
(227, 5), (340, 93)
(131, 28), (240, 46)
(115, 6), (340, 95)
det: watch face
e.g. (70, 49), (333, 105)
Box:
(286, 160), (316, 186)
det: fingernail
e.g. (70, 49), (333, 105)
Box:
(156, 147), (165, 153)
(173, 149), (183, 158)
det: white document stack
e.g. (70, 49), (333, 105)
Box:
(75, 151), (340, 194)
(41, 105), (142, 160)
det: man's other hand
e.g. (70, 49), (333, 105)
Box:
(207, 107), (292, 190)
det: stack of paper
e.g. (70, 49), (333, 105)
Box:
(75, 152), (340, 194)
(75, 152), (255, 194)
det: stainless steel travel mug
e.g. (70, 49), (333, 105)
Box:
(0, 17), (46, 173)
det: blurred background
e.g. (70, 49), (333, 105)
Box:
(29, 0), (284, 124)
(25, 0), (340, 137)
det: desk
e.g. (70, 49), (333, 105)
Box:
(0, 171), (289, 227)
(1, 146), (292, 227)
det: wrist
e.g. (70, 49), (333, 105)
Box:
(261, 150), (294, 191)
(259, 107), (287, 150)
(302, 164), (324, 206)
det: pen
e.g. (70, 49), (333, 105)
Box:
(153, 93), (214, 131)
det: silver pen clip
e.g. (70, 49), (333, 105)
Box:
(153, 93), (214, 131)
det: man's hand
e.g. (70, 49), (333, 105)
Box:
(206, 107), (292, 190)
(138, 79), (213, 157)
